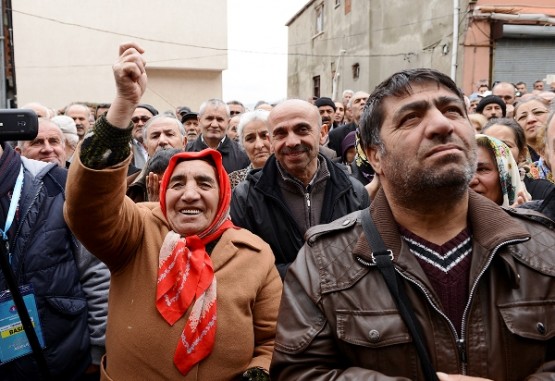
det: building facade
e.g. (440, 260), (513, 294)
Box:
(287, 0), (555, 99)
(12, 0), (227, 113)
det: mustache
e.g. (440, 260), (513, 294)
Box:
(281, 145), (310, 154)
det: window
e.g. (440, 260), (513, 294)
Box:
(313, 75), (321, 98)
(315, 4), (324, 34)
(352, 63), (360, 80)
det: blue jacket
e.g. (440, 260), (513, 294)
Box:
(0, 157), (90, 381)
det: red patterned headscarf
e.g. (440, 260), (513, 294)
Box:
(156, 149), (235, 375)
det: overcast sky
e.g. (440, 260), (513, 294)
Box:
(223, 0), (307, 108)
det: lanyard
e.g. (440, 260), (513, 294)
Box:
(1, 165), (24, 242)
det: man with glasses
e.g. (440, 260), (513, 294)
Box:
(131, 104), (158, 169)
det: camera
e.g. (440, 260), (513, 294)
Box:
(0, 109), (39, 141)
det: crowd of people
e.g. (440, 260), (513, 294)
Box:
(0, 42), (554, 380)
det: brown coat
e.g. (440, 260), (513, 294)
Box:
(271, 190), (555, 380)
(65, 154), (282, 381)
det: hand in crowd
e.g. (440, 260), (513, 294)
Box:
(146, 172), (161, 202)
(107, 42), (147, 129)
(437, 372), (493, 381)
(511, 188), (530, 208)
(365, 174), (381, 200)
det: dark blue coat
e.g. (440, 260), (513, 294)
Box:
(0, 159), (90, 381)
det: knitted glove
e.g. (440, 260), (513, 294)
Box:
(80, 114), (133, 169)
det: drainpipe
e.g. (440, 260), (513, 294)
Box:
(331, 49), (346, 101)
(451, 0), (460, 81)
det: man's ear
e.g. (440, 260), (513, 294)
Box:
(182, 136), (187, 148)
(14, 146), (21, 154)
(320, 124), (329, 145)
(366, 145), (384, 176)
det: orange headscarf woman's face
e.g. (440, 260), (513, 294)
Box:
(164, 160), (220, 236)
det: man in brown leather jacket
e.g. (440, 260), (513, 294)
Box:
(270, 68), (555, 381)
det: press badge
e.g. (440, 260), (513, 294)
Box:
(0, 284), (45, 364)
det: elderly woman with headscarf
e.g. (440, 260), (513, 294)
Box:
(65, 42), (281, 381)
(469, 134), (530, 207)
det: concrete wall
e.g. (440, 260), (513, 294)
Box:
(12, 0), (227, 111)
(287, 0), (454, 100)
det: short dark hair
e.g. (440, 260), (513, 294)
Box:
(359, 68), (464, 150)
(147, 148), (184, 176)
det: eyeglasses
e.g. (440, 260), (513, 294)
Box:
(131, 116), (150, 124)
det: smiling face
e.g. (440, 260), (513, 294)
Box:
(268, 99), (321, 185)
(165, 160), (220, 236)
(199, 104), (229, 148)
(18, 119), (67, 167)
(367, 82), (476, 204)
(469, 146), (502, 205)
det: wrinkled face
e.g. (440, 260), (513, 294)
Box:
(269, 100), (321, 183)
(227, 115), (241, 142)
(514, 100), (549, 142)
(165, 160), (220, 236)
(342, 92), (353, 106)
(470, 146), (502, 205)
(481, 104), (503, 120)
(351, 92), (370, 123)
(145, 118), (185, 156)
(199, 105), (229, 145)
(66, 105), (90, 138)
(334, 102), (345, 122)
(483, 124), (522, 164)
(183, 119), (200, 141)
(241, 119), (271, 169)
(318, 105), (335, 125)
(20, 121), (66, 167)
(367, 82), (476, 202)
(493, 84), (515, 105)
(132, 108), (154, 142)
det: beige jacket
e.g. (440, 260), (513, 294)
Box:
(65, 154), (282, 381)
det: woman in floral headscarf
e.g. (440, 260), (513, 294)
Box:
(469, 134), (530, 207)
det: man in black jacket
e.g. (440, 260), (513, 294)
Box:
(231, 99), (370, 279)
(186, 98), (249, 173)
(328, 91), (369, 157)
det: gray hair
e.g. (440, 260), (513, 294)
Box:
(198, 99), (230, 118)
(237, 110), (270, 149)
(64, 102), (90, 117)
(142, 115), (185, 143)
(18, 118), (65, 148)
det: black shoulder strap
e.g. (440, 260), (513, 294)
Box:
(360, 209), (439, 381)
